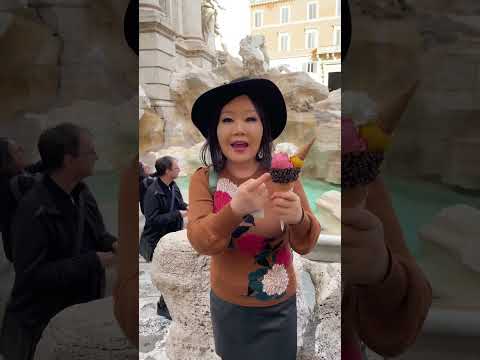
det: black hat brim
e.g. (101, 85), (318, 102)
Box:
(124, 0), (139, 55)
(191, 78), (287, 140)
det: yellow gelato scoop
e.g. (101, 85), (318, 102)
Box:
(289, 155), (304, 168)
(358, 123), (391, 152)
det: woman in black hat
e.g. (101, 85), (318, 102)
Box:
(187, 77), (321, 359)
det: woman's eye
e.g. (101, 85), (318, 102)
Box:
(246, 117), (257, 122)
(221, 117), (233, 123)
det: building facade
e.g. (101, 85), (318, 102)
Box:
(139, 0), (217, 113)
(250, 0), (341, 86)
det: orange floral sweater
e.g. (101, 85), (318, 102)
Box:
(187, 166), (321, 307)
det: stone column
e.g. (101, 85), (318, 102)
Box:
(182, 0), (203, 41)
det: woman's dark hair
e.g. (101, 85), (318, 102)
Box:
(38, 123), (89, 172)
(200, 95), (273, 173)
(0, 137), (17, 178)
(155, 156), (175, 176)
(139, 161), (146, 178)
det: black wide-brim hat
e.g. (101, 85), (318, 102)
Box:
(191, 77), (287, 140)
(124, 0), (138, 55)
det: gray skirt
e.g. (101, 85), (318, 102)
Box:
(210, 290), (297, 360)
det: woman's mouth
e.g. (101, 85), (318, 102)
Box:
(231, 141), (249, 152)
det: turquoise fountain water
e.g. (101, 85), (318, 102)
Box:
(384, 175), (480, 258)
(385, 176), (480, 309)
(85, 172), (120, 236)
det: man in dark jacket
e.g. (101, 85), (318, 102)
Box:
(0, 123), (116, 360)
(139, 156), (187, 262)
(139, 156), (187, 320)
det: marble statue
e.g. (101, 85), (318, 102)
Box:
(201, 0), (221, 48)
(239, 35), (270, 75)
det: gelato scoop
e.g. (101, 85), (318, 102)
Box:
(270, 137), (316, 185)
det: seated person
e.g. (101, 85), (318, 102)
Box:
(0, 123), (116, 360)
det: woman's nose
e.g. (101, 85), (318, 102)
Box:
(233, 120), (246, 133)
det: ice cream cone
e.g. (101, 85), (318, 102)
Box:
(294, 137), (316, 161)
(377, 80), (419, 135)
(342, 185), (368, 208)
(271, 182), (294, 193)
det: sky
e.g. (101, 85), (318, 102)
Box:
(216, 0), (251, 58)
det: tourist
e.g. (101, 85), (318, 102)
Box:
(139, 156), (188, 262)
(340, 1), (432, 359)
(0, 138), (44, 263)
(139, 156), (188, 319)
(139, 161), (155, 215)
(0, 123), (117, 360)
(187, 77), (321, 359)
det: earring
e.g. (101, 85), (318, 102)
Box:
(256, 149), (264, 160)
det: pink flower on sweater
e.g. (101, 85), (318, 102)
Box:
(213, 191), (231, 213)
(213, 178), (238, 213)
(275, 245), (292, 267)
(236, 233), (266, 256)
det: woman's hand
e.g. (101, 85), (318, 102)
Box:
(271, 190), (303, 225)
(230, 173), (271, 217)
(342, 207), (390, 286)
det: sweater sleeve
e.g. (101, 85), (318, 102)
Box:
(353, 177), (432, 356)
(287, 179), (321, 255)
(186, 168), (244, 255)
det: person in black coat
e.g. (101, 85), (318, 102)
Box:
(0, 124), (116, 360)
(139, 161), (155, 215)
(139, 156), (188, 262)
(0, 138), (44, 262)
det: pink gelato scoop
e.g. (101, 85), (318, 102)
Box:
(271, 153), (293, 169)
(342, 117), (367, 154)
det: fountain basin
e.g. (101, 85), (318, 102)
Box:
(385, 175), (480, 335)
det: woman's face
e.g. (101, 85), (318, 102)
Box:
(8, 140), (26, 172)
(217, 95), (264, 165)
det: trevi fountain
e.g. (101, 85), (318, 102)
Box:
(1, 0), (480, 359)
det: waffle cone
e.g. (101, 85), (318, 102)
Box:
(377, 80), (419, 135)
(271, 182), (294, 193)
(294, 137), (316, 161)
(342, 185), (368, 208)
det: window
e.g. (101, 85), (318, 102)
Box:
(303, 62), (317, 73)
(279, 33), (290, 51)
(305, 29), (318, 49)
(254, 11), (263, 28)
(336, 0), (341, 16)
(307, 2), (317, 20)
(280, 6), (290, 24)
